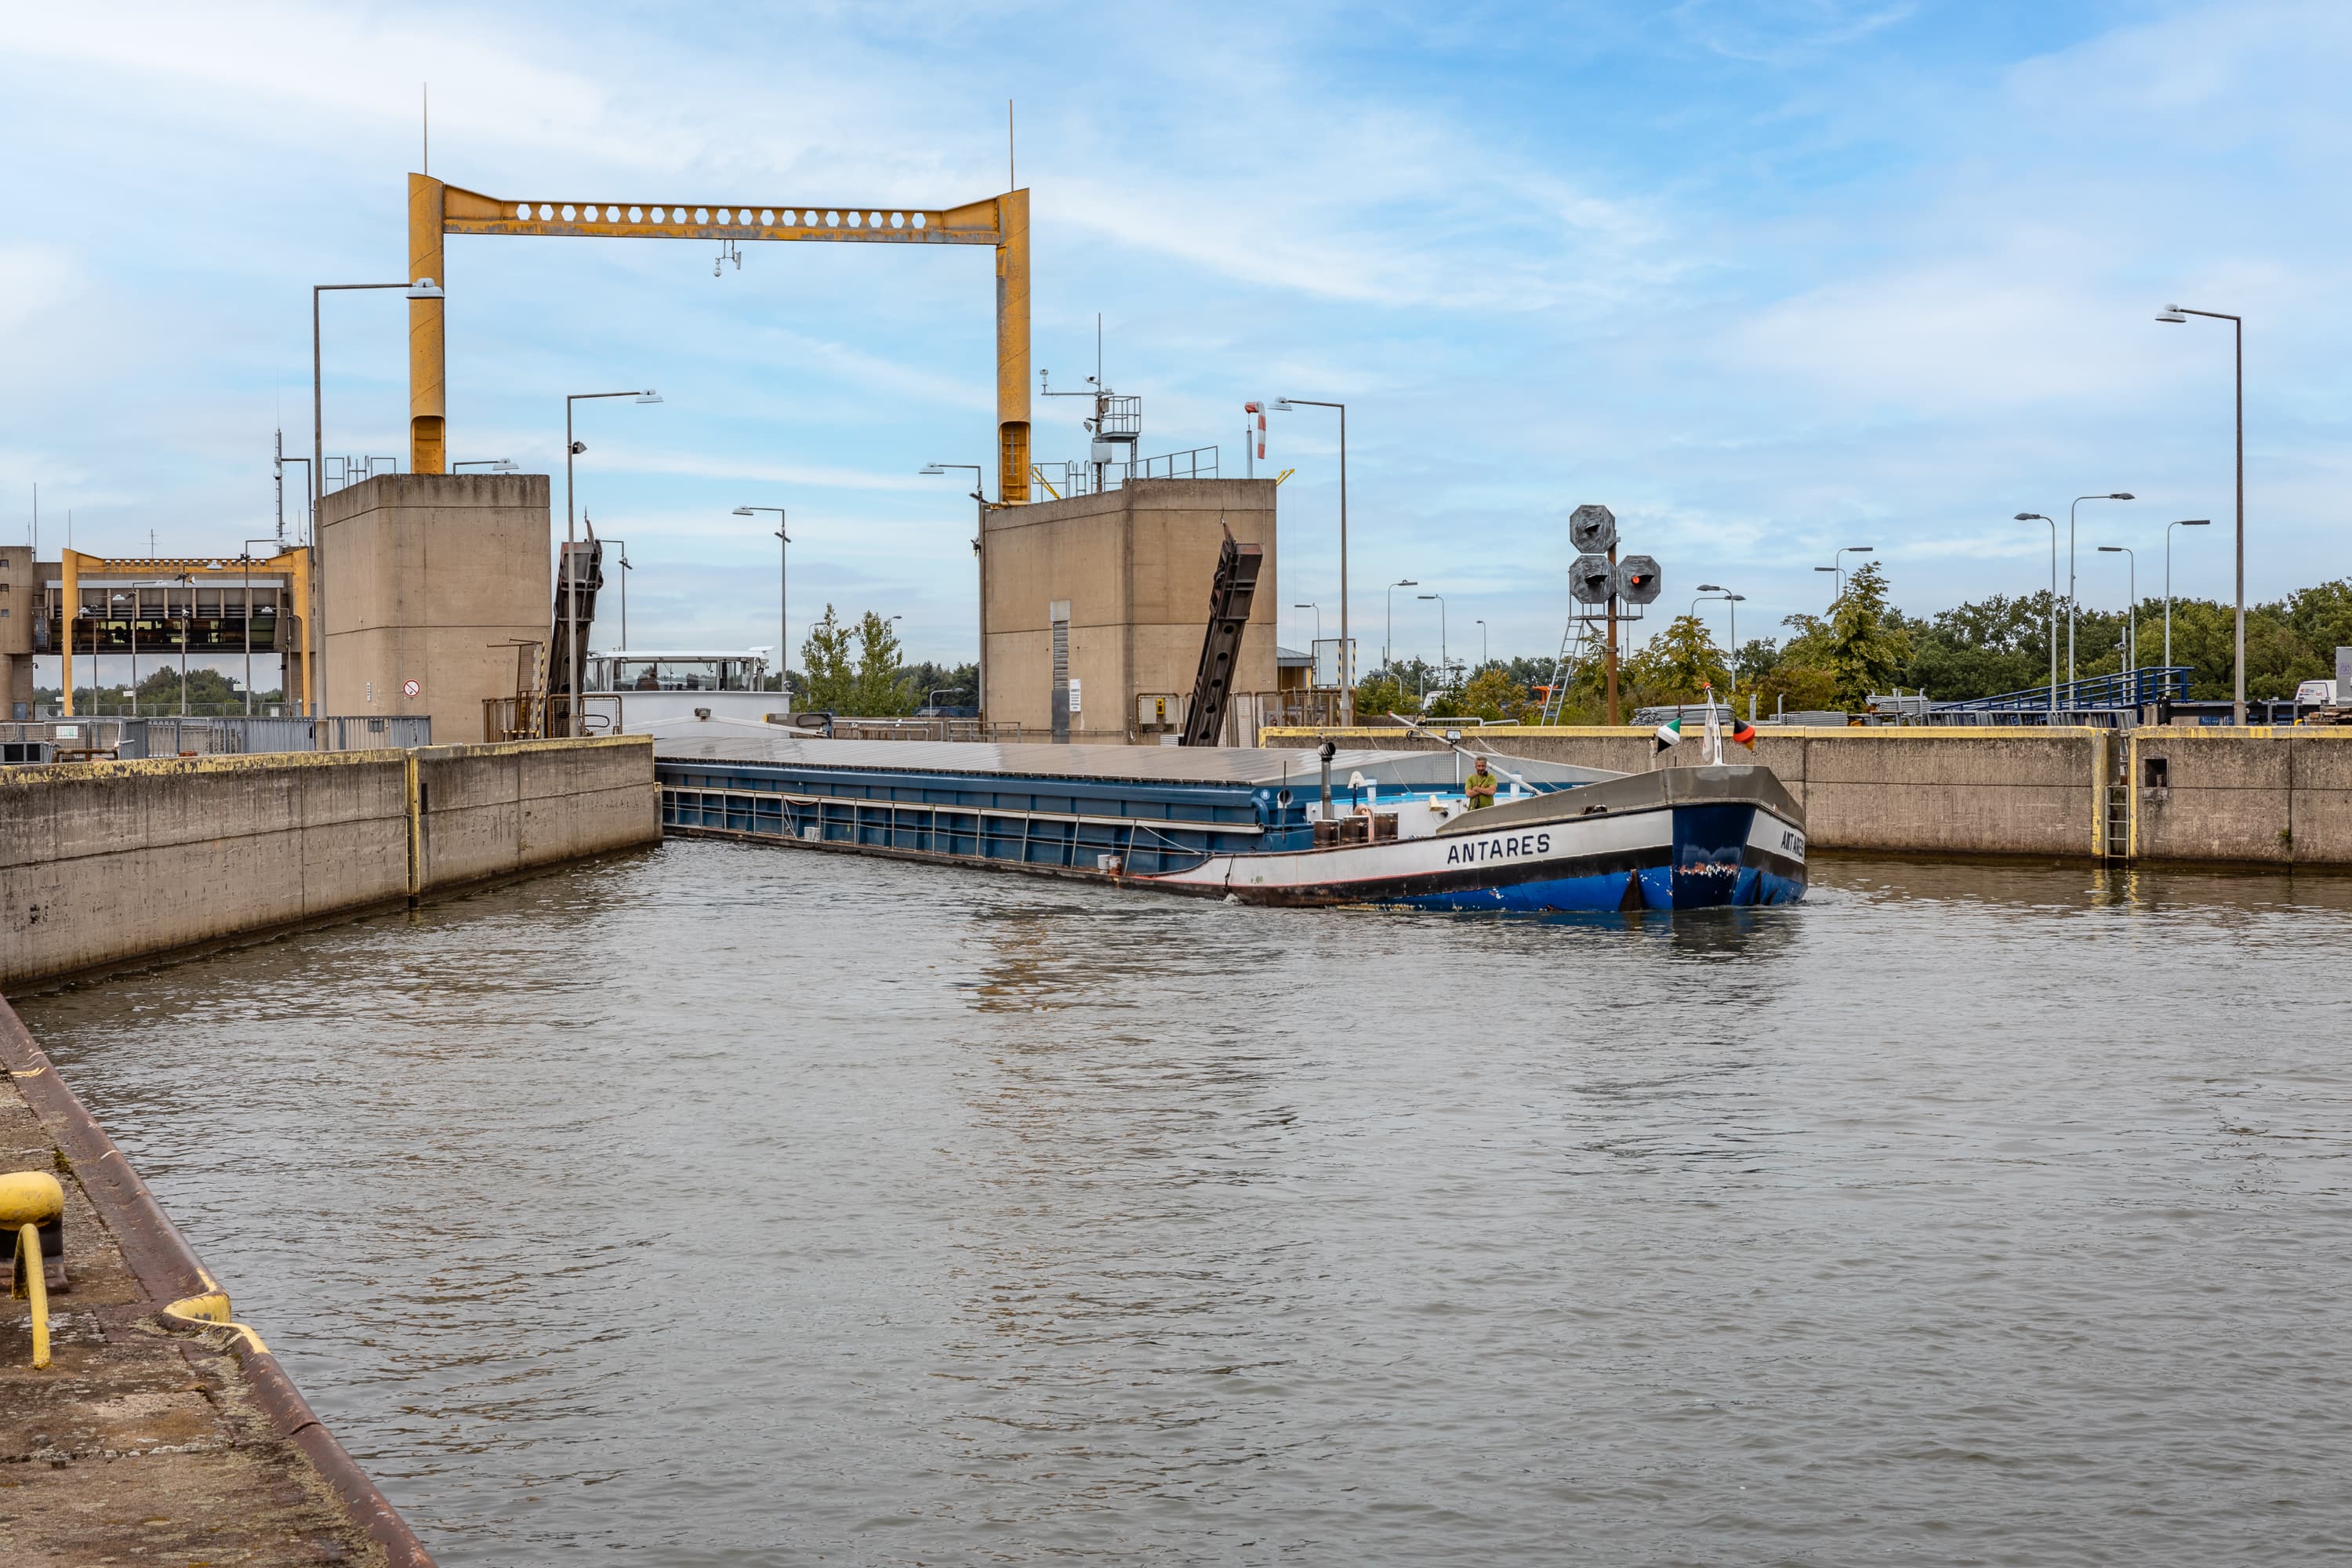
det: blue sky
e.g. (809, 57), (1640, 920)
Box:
(5, 1), (2346, 673)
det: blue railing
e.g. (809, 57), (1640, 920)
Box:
(1933, 666), (2192, 713)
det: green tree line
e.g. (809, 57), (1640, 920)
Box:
(1345, 567), (2352, 723)
(791, 605), (975, 715)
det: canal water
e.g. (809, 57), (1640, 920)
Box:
(17, 842), (2352, 1565)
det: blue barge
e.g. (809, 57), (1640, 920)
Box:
(647, 722), (1807, 911)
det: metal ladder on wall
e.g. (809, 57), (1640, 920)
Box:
(2104, 783), (2130, 858)
(1538, 618), (1594, 726)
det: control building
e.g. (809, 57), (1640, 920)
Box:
(978, 477), (1278, 743)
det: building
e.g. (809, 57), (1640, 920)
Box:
(978, 477), (1278, 743)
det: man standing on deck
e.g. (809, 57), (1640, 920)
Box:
(1465, 755), (1499, 809)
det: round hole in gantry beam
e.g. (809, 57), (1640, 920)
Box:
(890, 212), (905, 228)
(825, 210), (839, 227)
(654, 207), (668, 222)
(629, 206), (643, 223)
(539, 204), (555, 220)
(847, 211), (862, 227)
(869, 212), (883, 227)
(760, 209), (774, 225)
(911, 212), (927, 229)
(695, 207), (710, 223)
(561, 205), (576, 221)
(717, 209), (732, 223)
(515, 203), (531, 220)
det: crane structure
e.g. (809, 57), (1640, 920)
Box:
(405, 175), (1033, 503)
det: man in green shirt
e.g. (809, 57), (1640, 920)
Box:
(1464, 755), (1499, 809)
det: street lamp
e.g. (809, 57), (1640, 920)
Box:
(602, 539), (630, 655)
(2157, 303), (2246, 723)
(733, 506), (790, 699)
(2016, 514), (2060, 715)
(1694, 586), (1741, 693)
(1828, 546), (1877, 600)
(1475, 619), (1487, 669)
(562, 389), (659, 732)
(452, 458), (520, 472)
(310, 275), (444, 717)
(2165, 519), (2211, 669)
(1417, 593), (1447, 681)
(1385, 579), (1417, 671)
(1294, 601), (1322, 643)
(922, 463), (989, 715)
(173, 573), (193, 716)
(2067, 493), (2132, 687)
(1272, 397), (1352, 717)
(241, 538), (277, 715)
(2097, 545), (2138, 680)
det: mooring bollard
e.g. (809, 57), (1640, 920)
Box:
(3, 1171), (66, 1370)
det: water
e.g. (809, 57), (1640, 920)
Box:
(16, 843), (2352, 1565)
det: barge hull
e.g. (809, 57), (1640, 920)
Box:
(1146, 800), (1806, 910)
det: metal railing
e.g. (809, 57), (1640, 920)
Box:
(1, 715), (429, 759)
(1033, 446), (1221, 499)
(1930, 666), (2192, 713)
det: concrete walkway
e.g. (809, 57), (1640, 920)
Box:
(0, 1004), (430, 1566)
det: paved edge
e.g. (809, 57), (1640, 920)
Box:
(0, 996), (436, 1568)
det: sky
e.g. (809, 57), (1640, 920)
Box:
(4, 0), (2347, 677)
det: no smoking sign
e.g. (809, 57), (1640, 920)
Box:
(401, 679), (421, 699)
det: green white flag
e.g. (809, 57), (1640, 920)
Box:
(1652, 717), (1683, 755)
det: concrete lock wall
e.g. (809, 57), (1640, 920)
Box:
(2130, 727), (2352, 866)
(318, 473), (553, 745)
(1, 736), (655, 992)
(981, 478), (1278, 742)
(414, 737), (659, 889)
(1262, 726), (2110, 857)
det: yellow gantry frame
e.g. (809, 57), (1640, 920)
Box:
(407, 176), (1033, 503)
(58, 549), (314, 717)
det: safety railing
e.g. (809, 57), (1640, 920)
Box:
(0, 716), (430, 759)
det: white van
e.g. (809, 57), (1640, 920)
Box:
(2295, 678), (2343, 706)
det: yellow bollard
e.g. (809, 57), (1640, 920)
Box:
(2, 1171), (65, 1370)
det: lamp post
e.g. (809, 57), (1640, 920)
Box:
(1475, 619), (1487, 669)
(1272, 398), (1352, 719)
(1695, 585), (1741, 692)
(2165, 518), (2211, 669)
(2067, 493), (2132, 687)
(2097, 545), (2138, 680)
(116, 592), (135, 714)
(2156, 304), (2245, 723)
(564, 389), (660, 734)
(733, 506), (789, 699)
(242, 539), (276, 715)
(2015, 514), (2059, 714)
(1828, 545), (1877, 600)
(311, 277), (443, 717)
(1294, 601), (1322, 642)
(1417, 593), (1447, 682)
(452, 459), (520, 472)
(174, 573), (192, 716)
(1385, 579), (1417, 671)
(921, 463), (989, 716)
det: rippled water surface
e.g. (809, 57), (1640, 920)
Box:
(17, 842), (2352, 1565)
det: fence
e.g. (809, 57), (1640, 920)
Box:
(0, 715), (430, 760)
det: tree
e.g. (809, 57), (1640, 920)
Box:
(799, 604), (856, 711)
(1453, 664), (1534, 721)
(1820, 561), (1911, 707)
(1352, 668), (1419, 720)
(851, 612), (916, 715)
(1623, 614), (1730, 705)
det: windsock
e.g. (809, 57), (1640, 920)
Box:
(1652, 717), (1684, 755)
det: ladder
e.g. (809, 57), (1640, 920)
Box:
(1181, 526), (1264, 746)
